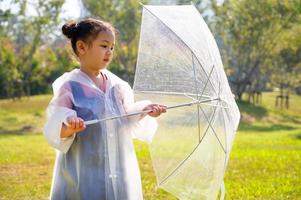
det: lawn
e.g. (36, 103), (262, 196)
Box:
(0, 92), (300, 199)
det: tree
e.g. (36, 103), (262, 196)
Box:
(0, 38), (23, 98)
(271, 46), (301, 108)
(0, 0), (64, 98)
(211, 0), (301, 100)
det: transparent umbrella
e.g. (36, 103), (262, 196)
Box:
(133, 4), (240, 200)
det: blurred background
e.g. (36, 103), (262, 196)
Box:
(0, 0), (300, 199)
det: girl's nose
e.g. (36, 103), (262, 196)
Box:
(106, 49), (113, 56)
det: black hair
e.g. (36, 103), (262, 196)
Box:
(62, 18), (116, 55)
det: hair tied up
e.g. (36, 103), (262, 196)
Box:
(62, 21), (78, 39)
(61, 18), (116, 56)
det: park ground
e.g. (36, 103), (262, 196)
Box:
(0, 92), (300, 199)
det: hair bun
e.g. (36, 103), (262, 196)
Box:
(62, 21), (77, 39)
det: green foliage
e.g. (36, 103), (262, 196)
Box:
(0, 0), (64, 98)
(211, 0), (301, 99)
(270, 46), (301, 93)
(0, 38), (22, 98)
(0, 0), (152, 97)
(30, 47), (78, 95)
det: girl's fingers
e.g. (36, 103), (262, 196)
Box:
(79, 118), (84, 128)
(161, 106), (167, 113)
(67, 116), (73, 126)
(79, 118), (86, 130)
(155, 105), (166, 113)
(158, 106), (164, 113)
(75, 118), (80, 129)
(152, 106), (158, 113)
(70, 118), (76, 129)
(148, 104), (167, 116)
(152, 107), (160, 116)
(77, 118), (86, 131)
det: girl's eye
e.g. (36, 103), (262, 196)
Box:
(100, 45), (114, 51)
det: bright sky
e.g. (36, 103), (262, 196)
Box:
(0, 0), (81, 19)
(60, 0), (81, 19)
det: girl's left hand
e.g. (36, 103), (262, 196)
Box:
(143, 104), (167, 117)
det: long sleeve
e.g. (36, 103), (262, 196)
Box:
(120, 83), (158, 143)
(43, 83), (77, 153)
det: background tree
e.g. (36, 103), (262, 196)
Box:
(0, 39), (21, 98)
(271, 46), (301, 108)
(1, 0), (301, 100)
(0, 0), (64, 98)
(211, 0), (301, 100)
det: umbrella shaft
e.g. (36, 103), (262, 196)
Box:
(84, 98), (220, 125)
(167, 98), (219, 109)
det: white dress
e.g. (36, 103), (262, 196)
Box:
(43, 68), (157, 200)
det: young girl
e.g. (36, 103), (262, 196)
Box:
(44, 18), (166, 200)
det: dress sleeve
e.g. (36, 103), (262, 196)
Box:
(43, 82), (77, 153)
(120, 83), (158, 143)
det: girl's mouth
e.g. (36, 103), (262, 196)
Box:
(103, 58), (109, 62)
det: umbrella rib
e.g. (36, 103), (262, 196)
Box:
(198, 64), (215, 101)
(197, 93), (221, 147)
(196, 64), (225, 149)
(159, 142), (201, 186)
(159, 95), (220, 186)
(191, 5), (220, 79)
(199, 83), (226, 153)
(221, 107), (229, 174)
(192, 54), (201, 142)
(196, 64), (214, 141)
(142, 5), (218, 97)
(213, 83), (227, 153)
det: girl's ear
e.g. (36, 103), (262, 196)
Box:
(76, 40), (87, 56)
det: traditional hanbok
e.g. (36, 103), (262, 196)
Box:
(43, 68), (157, 200)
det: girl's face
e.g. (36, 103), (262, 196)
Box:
(79, 30), (115, 70)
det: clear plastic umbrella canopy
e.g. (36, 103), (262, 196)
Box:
(133, 5), (240, 200)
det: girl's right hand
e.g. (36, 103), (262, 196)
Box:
(60, 116), (86, 138)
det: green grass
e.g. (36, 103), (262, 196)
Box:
(0, 92), (300, 199)
(226, 92), (301, 200)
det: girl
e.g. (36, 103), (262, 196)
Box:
(44, 18), (166, 200)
